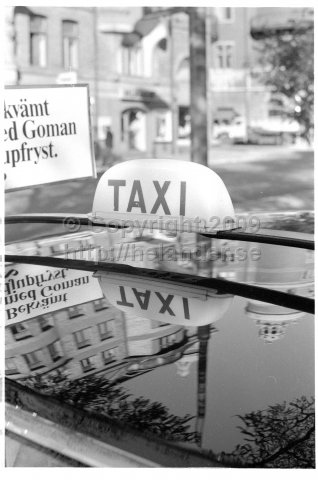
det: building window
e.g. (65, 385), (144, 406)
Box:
(152, 37), (168, 77)
(62, 20), (79, 69)
(160, 336), (168, 349)
(68, 306), (84, 319)
(38, 316), (53, 332)
(97, 321), (113, 341)
(178, 107), (191, 139)
(47, 341), (63, 362)
(50, 244), (64, 255)
(102, 348), (117, 365)
(5, 358), (19, 375)
(30, 15), (47, 67)
(10, 323), (32, 341)
(215, 42), (235, 69)
(24, 350), (44, 370)
(73, 328), (91, 349)
(93, 298), (109, 312)
(80, 356), (96, 373)
(155, 111), (172, 142)
(122, 45), (143, 76)
(156, 115), (166, 139)
(159, 333), (177, 350)
(223, 7), (233, 21)
(176, 56), (190, 82)
(216, 7), (234, 23)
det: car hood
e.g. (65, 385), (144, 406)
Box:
(5, 210), (315, 467)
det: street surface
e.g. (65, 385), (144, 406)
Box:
(209, 145), (314, 212)
(5, 145), (314, 243)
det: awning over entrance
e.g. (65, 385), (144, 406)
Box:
(122, 88), (168, 109)
(122, 16), (160, 47)
(134, 16), (160, 37)
(14, 6), (34, 16)
(250, 7), (313, 39)
(122, 31), (141, 47)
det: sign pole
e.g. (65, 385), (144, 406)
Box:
(189, 7), (209, 166)
(189, 8), (211, 277)
(169, 17), (178, 155)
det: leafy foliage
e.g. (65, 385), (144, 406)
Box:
(218, 396), (315, 468)
(255, 28), (314, 142)
(23, 372), (198, 443)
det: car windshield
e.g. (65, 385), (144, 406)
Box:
(5, 213), (315, 468)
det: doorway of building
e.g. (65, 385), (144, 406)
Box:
(121, 109), (146, 152)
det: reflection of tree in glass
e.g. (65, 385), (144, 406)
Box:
(23, 373), (198, 443)
(218, 396), (315, 468)
(258, 212), (314, 234)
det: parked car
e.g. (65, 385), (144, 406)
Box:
(213, 116), (301, 145)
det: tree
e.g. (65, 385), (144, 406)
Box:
(218, 396), (315, 468)
(255, 27), (314, 143)
(23, 372), (198, 443)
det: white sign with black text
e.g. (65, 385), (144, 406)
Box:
(4, 84), (95, 190)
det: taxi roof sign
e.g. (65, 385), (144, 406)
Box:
(96, 271), (233, 327)
(92, 159), (235, 233)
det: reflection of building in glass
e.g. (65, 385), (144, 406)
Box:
(5, 296), (188, 381)
(211, 241), (315, 286)
(6, 297), (122, 380)
(246, 300), (306, 343)
(5, 255), (217, 449)
(243, 244), (314, 343)
(5, 230), (204, 381)
(248, 244), (314, 288)
(175, 347), (198, 377)
(124, 311), (185, 356)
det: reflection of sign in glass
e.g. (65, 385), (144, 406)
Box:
(96, 272), (233, 326)
(4, 84), (95, 190)
(5, 264), (103, 325)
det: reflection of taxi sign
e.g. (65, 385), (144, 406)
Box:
(93, 159), (235, 232)
(95, 272), (233, 326)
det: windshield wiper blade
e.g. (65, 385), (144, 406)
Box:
(5, 214), (314, 250)
(202, 230), (314, 250)
(5, 254), (314, 315)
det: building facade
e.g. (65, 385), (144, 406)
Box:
(5, 229), (188, 382)
(5, 295), (187, 381)
(5, 6), (307, 156)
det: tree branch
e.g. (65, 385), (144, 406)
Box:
(249, 426), (315, 468)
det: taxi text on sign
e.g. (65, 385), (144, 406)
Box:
(4, 84), (95, 190)
(93, 159), (235, 231)
(97, 273), (233, 326)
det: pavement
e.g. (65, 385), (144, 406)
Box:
(5, 144), (314, 243)
(210, 145), (314, 213)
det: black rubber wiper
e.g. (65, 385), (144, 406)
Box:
(5, 254), (315, 315)
(202, 229), (314, 250)
(5, 214), (314, 250)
